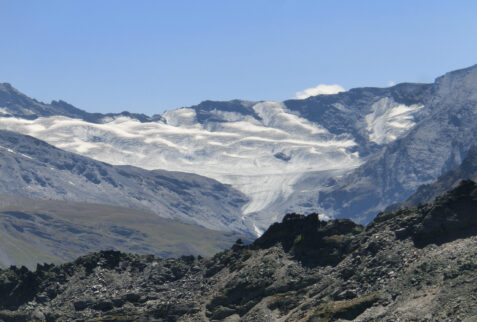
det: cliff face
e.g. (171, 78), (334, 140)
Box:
(1, 180), (477, 321)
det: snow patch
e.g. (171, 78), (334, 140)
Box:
(0, 107), (11, 115)
(0, 145), (33, 159)
(365, 98), (423, 145)
(253, 224), (264, 236)
(163, 108), (197, 126)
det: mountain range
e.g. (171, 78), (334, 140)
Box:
(1, 64), (477, 320)
(1, 65), (477, 235)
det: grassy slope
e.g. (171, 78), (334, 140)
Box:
(0, 195), (247, 269)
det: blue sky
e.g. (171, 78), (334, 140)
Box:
(1, 1), (476, 115)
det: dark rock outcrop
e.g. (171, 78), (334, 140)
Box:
(254, 213), (363, 267)
(375, 179), (477, 247)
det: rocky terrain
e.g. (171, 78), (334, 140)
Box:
(1, 180), (476, 321)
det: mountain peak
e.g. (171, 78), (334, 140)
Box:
(434, 64), (477, 100)
(0, 82), (14, 90)
(435, 63), (477, 81)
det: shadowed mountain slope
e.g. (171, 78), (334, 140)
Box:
(387, 148), (477, 211)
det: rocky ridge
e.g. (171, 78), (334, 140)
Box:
(1, 180), (476, 321)
(0, 83), (157, 123)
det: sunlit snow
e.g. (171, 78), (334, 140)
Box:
(365, 98), (423, 145)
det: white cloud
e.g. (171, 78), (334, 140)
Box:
(296, 84), (345, 99)
(388, 81), (396, 86)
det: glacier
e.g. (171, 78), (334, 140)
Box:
(0, 96), (422, 234)
(5, 65), (477, 235)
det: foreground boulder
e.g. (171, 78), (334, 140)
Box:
(1, 180), (477, 321)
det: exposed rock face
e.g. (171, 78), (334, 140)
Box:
(1, 181), (476, 321)
(317, 65), (477, 223)
(388, 148), (477, 211)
